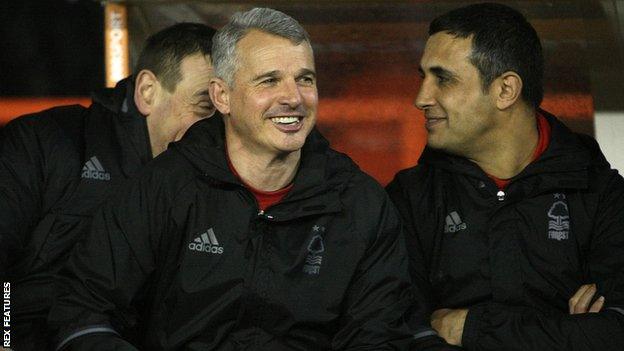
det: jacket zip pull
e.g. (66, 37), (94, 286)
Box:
(497, 190), (506, 201)
(257, 210), (274, 220)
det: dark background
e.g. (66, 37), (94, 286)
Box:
(0, 0), (104, 96)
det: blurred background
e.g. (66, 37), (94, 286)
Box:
(1, 0), (623, 184)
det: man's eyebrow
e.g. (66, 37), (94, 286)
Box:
(297, 68), (316, 78)
(429, 66), (456, 79)
(418, 65), (456, 79)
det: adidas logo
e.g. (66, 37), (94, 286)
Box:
(444, 211), (467, 233)
(81, 156), (111, 181)
(188, 228), (224, 254)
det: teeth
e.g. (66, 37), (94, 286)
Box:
(271, 117), (300, 124)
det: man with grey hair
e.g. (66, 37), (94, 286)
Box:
(49, 8), (448, 350)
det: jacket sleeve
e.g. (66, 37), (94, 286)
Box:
(333, 180), (457, 351)
(386, 174), (439, 311)
(461, 170), (624, 351)
(48, 170), (168, 350)
(0, 118), (46, 277)
(385, 176), (460, 350)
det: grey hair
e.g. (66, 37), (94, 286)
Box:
(212, 7), (311, 86)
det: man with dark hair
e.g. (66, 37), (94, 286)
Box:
(0, 22), (216, 350)
(48, 7), (449, 351)
(387, 3), (624, 350)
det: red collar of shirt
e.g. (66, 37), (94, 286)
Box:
(488, 112), (552, 190)
(226, 155), (293, 211)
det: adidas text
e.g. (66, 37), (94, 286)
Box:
(188, 242), (223, 254)
(446, 223), (466, 233)
(188, 228), (224, 254)
(81, 170), (111, 181)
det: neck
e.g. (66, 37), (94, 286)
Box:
(146, 119), (167, 158)
(226, 137), (300, 192)
(468, 105), (538, 179)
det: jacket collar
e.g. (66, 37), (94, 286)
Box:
(89, 77), (153, 178)
(418, 110), (596, 191)
(172, 116), (356, 219)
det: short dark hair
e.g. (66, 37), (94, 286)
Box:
(429, 3), (543, 108)
(134, 22), (216, 92)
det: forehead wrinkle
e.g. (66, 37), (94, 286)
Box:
(422, 36), (476, 84)
(233, 31), (315, 89)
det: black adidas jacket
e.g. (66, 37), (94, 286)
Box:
(386, 111), (624, 350)
(0, 78), (152, 349)
(49, 115), (450, 350)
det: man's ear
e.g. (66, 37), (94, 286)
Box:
(209, 77), (231, 115)
(494, 71), (523, 110)
(134, 69), (160, 116)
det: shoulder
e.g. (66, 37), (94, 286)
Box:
(393, 164), (432, 183)
(127, 147), (199, 199)
(559, 129), (620, 189)
(337, 162), (400, 227)
(322, 147), (388, 202)
(347, 170), (388, 202)
(575, 133), (612, 169)
(1, 106), (89, 163)
(386, 164), (435, 198)
(3, 105), (87, 142)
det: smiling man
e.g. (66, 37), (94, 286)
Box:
(48, 8), (438, 350)
(387, 3), (624, 350)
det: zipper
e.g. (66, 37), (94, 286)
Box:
(497, 190), (506, 201)
(257, 210), (274, 220)
(234, 184), (276, 221)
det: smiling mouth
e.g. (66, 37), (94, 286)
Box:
(269, 116), (305, 133)
(425, 117), (446, 129)
(270, 116), (302, 125)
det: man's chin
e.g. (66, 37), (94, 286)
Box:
(274, 141), (306, 155)
(427, 141), (469, 158)
(426, 136), (444, 150)
(427, 138), (454, 153)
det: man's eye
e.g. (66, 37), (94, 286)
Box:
(437, 75), (453, 85)
(298, 76), (315, 85)
(261, 78), (277, 85)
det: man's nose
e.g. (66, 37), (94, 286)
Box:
(415, 79), (435, 110)
(279, 79), (303, 108)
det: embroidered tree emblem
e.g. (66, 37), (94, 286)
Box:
(307, 235), (325, 255)
(548, 201), (569, 230)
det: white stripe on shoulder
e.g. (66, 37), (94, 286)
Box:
(56, 325), (119, 351)
(413, 328), (438, 340)
(607, 307), (624, 316)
